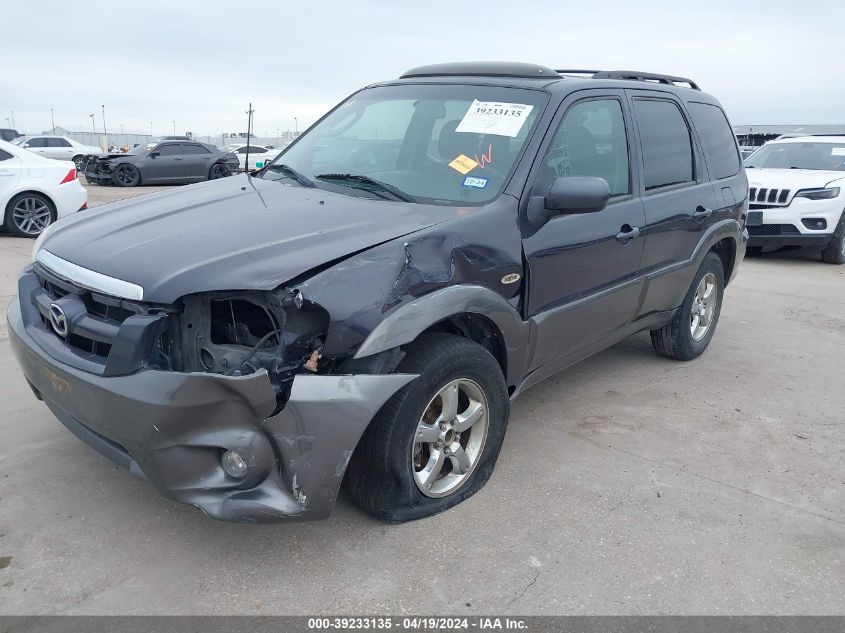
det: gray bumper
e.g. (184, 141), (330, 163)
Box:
(7, 297), (416, 523)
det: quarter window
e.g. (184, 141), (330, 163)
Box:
(0, 149), (12, 161)
(535, 98), (630, 197)
(687, 102), (740, 179)
(633, 99), (695, 190)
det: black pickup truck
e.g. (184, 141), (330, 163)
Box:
(9, 63), (747, 523)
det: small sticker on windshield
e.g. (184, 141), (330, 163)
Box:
(449, 154), (479, 174)
(463, 176), (488, 189)
(456, 100), (534, 138)
(831, 148), (845, 156)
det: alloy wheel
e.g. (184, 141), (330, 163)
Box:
(12, 197), (52, 236)
(690, 272), (717, 341)
(412, 378), (489, 498)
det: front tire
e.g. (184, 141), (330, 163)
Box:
(650, 252), (725, 361)
(4, 192), (56, 238)
(345, 333), (510, 522)
(820, 214), (845, 264)
(113, 164), (141, 187)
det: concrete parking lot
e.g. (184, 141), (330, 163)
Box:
(0, 182), (842, 615)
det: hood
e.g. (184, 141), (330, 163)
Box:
(745, 168), (845, 191)
(40, 174), (462, 303)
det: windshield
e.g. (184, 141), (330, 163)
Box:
(261, 84), (548, 205)
(127, 142), (158, 155)
(745, 141), (845, 171)
(11, 137), (27, 146)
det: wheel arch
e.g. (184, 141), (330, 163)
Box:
(710, 236), (736, 286)
(352, 284), (529, 388)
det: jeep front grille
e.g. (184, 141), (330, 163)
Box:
(748, 187), (791, 206)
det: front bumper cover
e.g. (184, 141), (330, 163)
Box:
(7, 297), (416, 523)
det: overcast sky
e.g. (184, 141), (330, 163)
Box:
(3, 0), (844, 137)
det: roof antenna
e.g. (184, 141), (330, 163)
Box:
(245, 103), (254, 176)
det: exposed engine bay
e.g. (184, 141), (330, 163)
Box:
(151, 288), (329, 411)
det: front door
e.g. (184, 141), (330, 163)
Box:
(144, 143), (185, 182)
(522, 91), (646, 372)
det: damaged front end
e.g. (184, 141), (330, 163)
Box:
(8, 263), (417, 522)
(83, 156), (116, 185)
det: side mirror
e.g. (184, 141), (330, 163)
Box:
(149, 151), (160, 158)
(528, 176), (611, 224)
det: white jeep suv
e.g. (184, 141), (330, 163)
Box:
(744, 135), (845, 264)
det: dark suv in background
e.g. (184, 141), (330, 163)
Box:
(8, 63), (747, 523)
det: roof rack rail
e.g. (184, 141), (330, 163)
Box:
(401, 62), (560, 79)
(554, 69), (700, 90)
(592, 70), (700, 90)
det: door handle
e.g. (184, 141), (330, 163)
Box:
(616, 225), (640, 243)
(693, 206), (713, 220)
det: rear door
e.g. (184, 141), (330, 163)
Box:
(180, 143), (214, 180)
(46, 137), (75, 161)
(521, 90), (646, 371)
(627, 91), (721, 313)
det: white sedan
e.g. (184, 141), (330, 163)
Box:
(13, 135), (106, 170)
(1, 139), (88, 238)
(223, 143), (282, 170)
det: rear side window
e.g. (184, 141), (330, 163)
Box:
(687, 102), (740, 179)
(633, 99), (694, 190)
(181, 144), (211, 154)
(47, 137), (72, 147)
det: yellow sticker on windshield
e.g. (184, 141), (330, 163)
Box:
(449, 154), (479, 175)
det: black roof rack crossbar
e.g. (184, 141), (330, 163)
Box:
(554, 69), (602, 75)
(591, 70), (700, 90)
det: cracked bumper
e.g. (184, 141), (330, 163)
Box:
(7, 297), (416, 523)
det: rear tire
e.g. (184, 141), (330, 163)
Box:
(820, 213), (845, 264)
(4, 192), (56, 238)
(209, 162), (231, 180)
(345, 333), (509, 523)
(72, 155), (85, 171)
(650, 252), (725, 361)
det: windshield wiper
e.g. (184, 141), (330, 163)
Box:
(265, 163), (315, 187)
(315, 173), (414, 202)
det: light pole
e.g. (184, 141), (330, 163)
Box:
(150, 121), (153, 137)
(172, 121), (176, 135)
(10, 111), (15, 129)
(50, 108), (55, 131)
(294, 117), (298, 135)
(276, 128), (280, 141)
(89, 113), (96, 134)
(101, 105), (108, 147)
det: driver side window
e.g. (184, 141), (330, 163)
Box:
(533, 99), (630, 198)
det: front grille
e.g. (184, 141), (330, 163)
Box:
(34, 270), (139, 362)
(747, 224), (801, 236)
(748, 187), (791, 206)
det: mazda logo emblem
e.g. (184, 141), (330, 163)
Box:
(48, 303), (69, 337)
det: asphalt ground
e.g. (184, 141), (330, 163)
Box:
(0, 180), (842, 614)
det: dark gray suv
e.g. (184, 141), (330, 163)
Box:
(8, 63), (747, 523)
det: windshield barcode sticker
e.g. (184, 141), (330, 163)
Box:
(463, 176), (488, 189)
(455, 100), (534, 138)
